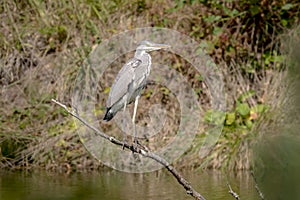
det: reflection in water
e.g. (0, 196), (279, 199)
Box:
(0, 169), (260, 200)
(253, 133), (300, 200)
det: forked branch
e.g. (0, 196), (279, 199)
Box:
(51, 99), (206, 200)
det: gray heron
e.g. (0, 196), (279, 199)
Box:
(103, 40), (170, 145)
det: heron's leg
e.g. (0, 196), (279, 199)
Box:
(132, 95), (140, 145)
(122, 101), (127, 149)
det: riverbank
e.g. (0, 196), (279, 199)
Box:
(1, 0), (299, 171)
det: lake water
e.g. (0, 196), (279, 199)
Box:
(0, 169), (261, 200)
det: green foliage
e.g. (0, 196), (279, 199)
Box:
(204, 109), (225, 125)
(228, 91), (268, 130)
(201, 89), (270, 169)
(236, 103), (250, 117)
(173, 0), (299, 73)
(0, 0), (297, 170)
(204, 90), (269, 132)
(1, 138), (21, 159)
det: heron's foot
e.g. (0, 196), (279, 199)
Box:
(132, 138), (149, 153)
(133, 137), (140, 146)
(132, 138), (143, 150)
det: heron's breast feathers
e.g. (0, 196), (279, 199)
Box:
(128, 59), (142, 68)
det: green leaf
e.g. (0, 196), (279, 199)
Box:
(213, 27), (222, 35)
(203, 15), (221, 23)
(204, 109), (225, 125)
(236, 103), (250, 116)
(250, 5), (260, 15)
(223, 7), (239, 17)
(104, 87), (110, 94)
(160, 87), (170, 95)
(281, 19), (288, 27)
(225, 112), (235, 125)
(245, 119), (253, 129)
(282, 3), (293, 10)
(238, 90), (255, 102)
(196, 74), (204, 81)
(251, 104), (268, 113)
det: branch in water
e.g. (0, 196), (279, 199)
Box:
(251, 171), (265, 200)
(227, 182), (240, 200)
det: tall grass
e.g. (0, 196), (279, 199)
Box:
(0, 0), (299, 170)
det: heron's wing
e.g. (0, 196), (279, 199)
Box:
(106, 58), (142, 108)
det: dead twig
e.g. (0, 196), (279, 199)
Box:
(51, 99), (206, 200)
(251, 171), (265, 200)
(227, 182), (240, 200)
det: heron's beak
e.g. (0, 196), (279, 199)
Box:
(156, 44), (171, 49)
(148, 43), (170, 51)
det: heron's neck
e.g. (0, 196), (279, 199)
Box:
(134, 50), (148, 58)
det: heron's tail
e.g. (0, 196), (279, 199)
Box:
(103, 107), (114, 121)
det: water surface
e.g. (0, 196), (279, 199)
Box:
(0, 169), (260, 200)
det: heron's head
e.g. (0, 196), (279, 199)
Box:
(137, 40), (170, 52)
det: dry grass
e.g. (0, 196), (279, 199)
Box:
(0, 0), (298, 170)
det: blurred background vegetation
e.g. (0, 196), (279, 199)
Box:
(0, 0), (299, 171)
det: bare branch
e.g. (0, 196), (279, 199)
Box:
(251, 171), (265, 200)
(51, 99), (206, 200)
(227, 182), (240, 200)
